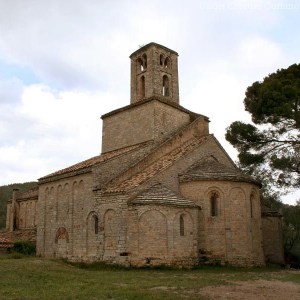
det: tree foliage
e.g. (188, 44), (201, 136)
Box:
(283, 201), (300, 256)
(8, 240), (36, 255)
(226, 63), (300, 193)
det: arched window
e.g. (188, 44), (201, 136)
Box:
(142, 53), (147, 69)
(210, 192), (218, 217)
(180, 214), (185, 236)
(137, 57), (144, 72)
(137, 54), (147, 72)
(140, 75), (145, 99)
(162, 75), (169, 97)
(250, 194), (255, 218)
(164, 57), (171, 69)
(160, 54), (164, 66)
(94, 215), (99, 234)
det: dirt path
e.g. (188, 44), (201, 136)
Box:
(201, 279), (300, 300)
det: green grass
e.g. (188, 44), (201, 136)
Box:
(0, 256), (299, 300)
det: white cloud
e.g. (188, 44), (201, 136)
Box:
(183, 60), (252, 159)
(237, 36), (285, 76)
(0, 82), (123, 184)
(0, 78), (24, 103)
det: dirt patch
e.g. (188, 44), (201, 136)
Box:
(201, 280), (300, 299)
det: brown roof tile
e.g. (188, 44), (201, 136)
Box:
(179, 158), (260, 186)
(129, 184), (200, 208)
(104, 135), (210, 194)
(17, 186), (39, 200)
(39, 141), (151, 181)
(0, 228), (37, 248)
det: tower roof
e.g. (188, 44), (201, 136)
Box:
(129, 42), (178, 58)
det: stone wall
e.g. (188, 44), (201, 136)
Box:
(101, 100), (191, 153)
(180, 181), (265, 267)
(6, 199), (37, 230)
(153, 101), (191, 144)
(262, 216), (284, 264)
(18, 200), (38, 228)
(127, 205), (199, 267)
(5, 203), (11, 229)
(89, 193), (129, 265)
(130, 43), (179, 104)
(37, 172), (94, 258)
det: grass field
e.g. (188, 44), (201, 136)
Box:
(0, 255), (299, 300)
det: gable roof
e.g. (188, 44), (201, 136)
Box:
(179, 158), (261, 186)
(17, 187), (39, 201)
(129, 42), (178, 57)
(0, 228), (37, 249)
(129, 184), (200, 208)
(8, 186), (39, 203)
(103, 135), (210, 194)
(101, 97), (207, 121)
(39, 141), (151, 181)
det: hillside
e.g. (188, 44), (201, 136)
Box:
(0, 182), (38, 229)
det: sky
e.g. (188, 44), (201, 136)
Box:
(0, 0), (299, 204)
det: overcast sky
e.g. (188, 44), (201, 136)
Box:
(0, 0), (299, 204)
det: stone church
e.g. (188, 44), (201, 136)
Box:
(2, 43), (284, 267)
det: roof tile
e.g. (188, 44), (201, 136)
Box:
(104, 135), (209, 194)
(129, 183), (200, 208)
(179, 158), (260, 186)
(39, 141), (151, 181)
(0, 228), (37, 249)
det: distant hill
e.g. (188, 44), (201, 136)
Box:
(0, 182), (38, 229)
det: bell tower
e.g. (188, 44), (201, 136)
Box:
(129, 42), (179, 105)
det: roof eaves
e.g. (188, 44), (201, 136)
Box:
(103, 136), (210, 194)
(129, 42), (178, 58)
(101, 97), (207, 121)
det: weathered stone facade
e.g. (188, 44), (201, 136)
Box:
(2, 43), (284, 267)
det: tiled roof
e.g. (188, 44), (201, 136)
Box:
(17, 187), (39, 200)
(104, 135), (210, 194)
(261, 210), (282, 217)
(39, 141), (151, 181)
(179, 158), (260, 186)
(0, 228), (37, 249)
(8, 187), (39, 203)
(129, 184), (200, 208)
(129, 42), (178, 57)
(101, 97), (206, 121)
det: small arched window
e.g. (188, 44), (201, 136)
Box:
(94, 215), (99, 234)
(210, 192), (218, 217)
(180, 214), (185, 236)
(142, 53), (147, 69)
(162, 75), (169, 97)
(160, 54), (164, 66)
(140, 75), (145, 99)
(164, 57), (171, 69)
(137, 57), (144, 72)
(250, 194), (255, 218)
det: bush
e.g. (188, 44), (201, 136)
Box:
(8, 241), (36, 255)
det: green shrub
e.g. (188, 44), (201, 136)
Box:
(8, 241), (36, 255)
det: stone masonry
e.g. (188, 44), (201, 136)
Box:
(2, 42), (284, 267)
